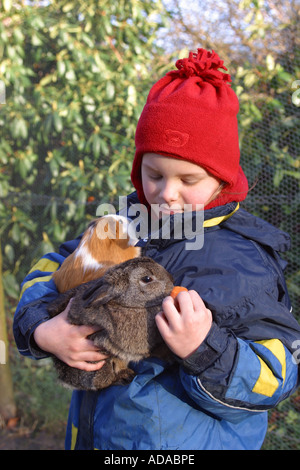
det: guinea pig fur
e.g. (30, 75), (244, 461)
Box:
(47, 257), (174, 391)
(52, 215), (141, 293)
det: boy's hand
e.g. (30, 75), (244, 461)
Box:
(33, 299), (107, 371)
(155, 290), (212, 359)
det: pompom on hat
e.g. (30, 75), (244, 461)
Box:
(131, 48), (248, 209)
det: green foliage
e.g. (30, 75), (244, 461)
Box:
(11, 353), (71, 435)
(231, 2), (300, 319)
(235, 57), (300, 195)
(262, 389), (300, 450)
(0, 0), (299, 447)
(0, 0), (170, 292)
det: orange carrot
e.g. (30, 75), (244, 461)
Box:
(170, 286), (188, 299)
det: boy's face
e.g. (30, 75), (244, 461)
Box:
(141, 153), (221, 213)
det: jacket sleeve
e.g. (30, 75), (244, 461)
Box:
(178, 323), (299, 423)
(172, 242), (300, 423)
(13, 237), (81, 359)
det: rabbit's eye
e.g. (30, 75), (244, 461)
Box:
(140, 276), (154, 284)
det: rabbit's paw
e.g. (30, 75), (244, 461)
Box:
(92, 357), (136, 389)
(113, 367), (136, 386)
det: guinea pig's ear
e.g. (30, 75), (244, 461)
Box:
(82, 279), (121, 308)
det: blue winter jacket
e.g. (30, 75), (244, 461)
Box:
(13, 195), (300, 450)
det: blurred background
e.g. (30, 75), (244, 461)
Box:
(0, 0), (299, 450)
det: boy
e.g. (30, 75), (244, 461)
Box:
(14, 48), (300, 450)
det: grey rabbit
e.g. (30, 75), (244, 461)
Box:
(47, 257), (174, 391)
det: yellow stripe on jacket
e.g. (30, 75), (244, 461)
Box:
(19, 258), (60, 299)
(252, 339), (286, 397)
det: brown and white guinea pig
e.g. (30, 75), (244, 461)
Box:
(52, 215), (141, 293)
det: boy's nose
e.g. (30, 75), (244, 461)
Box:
(159, 181), (179, 204)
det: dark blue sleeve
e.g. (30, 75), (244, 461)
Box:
(13, 236), (81, 358)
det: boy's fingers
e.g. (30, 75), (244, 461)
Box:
(80, 350), (108, 362)
(78, 324), (103, 337)
(74, 360), (106, 372)
(188, 290), (208, 311)
(161, 296), (181, 322)
(172, 290), (195, 316)
(155, 310), (173, 339)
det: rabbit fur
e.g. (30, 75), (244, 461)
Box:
(48, 257), (174, 391)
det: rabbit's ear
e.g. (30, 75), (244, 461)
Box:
(83, 279), (121, 308)
(82, 277), (104, 300)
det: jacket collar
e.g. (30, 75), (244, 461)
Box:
(203, 202), (239, 227)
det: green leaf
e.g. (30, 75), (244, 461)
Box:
(4, 244), (14, 264)
(277, 71), (292, 82)
(11, 223), (21, 243)
(106, 81), (115, 100)
(62, 2), (75, 12)
(53, 112), (63, 133)
(3, 0), (12, 12)
(43, 114), (53, 136)
(273, 168), (284, 187)
(244, 72), (257, 88)
(127, 84), (137, 106)
(92, 134), (101, 158)
(266, 54), (275, 72)
(3, 272), (20, 299)
(11, 118), (28, 139)
(57, 61), (66, 76)
(65, 69), (76, 81)
(32, 33), (43, 47)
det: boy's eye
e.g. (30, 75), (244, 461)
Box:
(181, 179), (198, 185)
(149, 174), (162, 180)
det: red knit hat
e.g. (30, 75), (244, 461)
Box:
(131, 48), (248, 209)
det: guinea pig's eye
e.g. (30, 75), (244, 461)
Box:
(140, 275), (154, 284)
